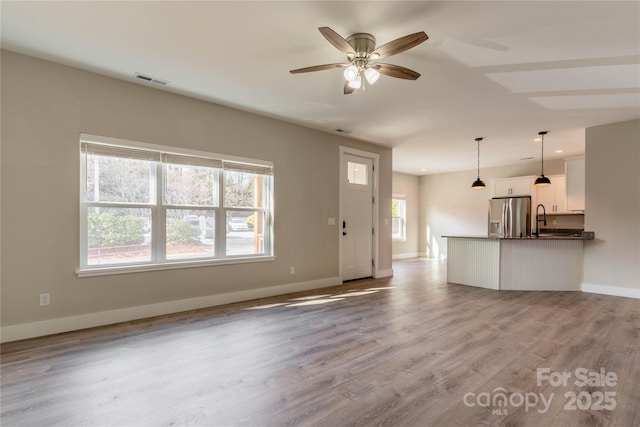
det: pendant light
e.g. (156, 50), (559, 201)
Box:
(471, 137), (486, 189)
(534, 131), (551, 186)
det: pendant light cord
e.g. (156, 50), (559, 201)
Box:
(476, 137), (482, 179)
(534, 131), (551, 186)
(472, 137), (486, 189)
(539, 131), (547, 175)
(541, 134), (544, 175)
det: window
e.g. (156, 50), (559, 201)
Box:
(392, 198), (407, 242)
(347, 161), (368, 185)
(79, 134), (273, 275)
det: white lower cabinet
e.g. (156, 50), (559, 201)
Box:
(446, 237), (583, 291)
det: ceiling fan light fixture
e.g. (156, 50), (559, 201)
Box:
(344, 65), (358, 81)
(365, 67), (380, 84)
(348, 75), (362, 89)
(290, 27), (428, 94)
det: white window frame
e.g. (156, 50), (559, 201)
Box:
(77, 134), (274, 277)
(392, 196), (407, 242)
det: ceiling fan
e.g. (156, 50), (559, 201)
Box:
(290, 27), (429, 94)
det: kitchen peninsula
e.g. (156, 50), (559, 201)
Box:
(444, 235), (593, 291)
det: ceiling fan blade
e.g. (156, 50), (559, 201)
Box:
(371, 31), (428, 59)
(374, 63), (421, 80)
(318, 27), (355, 57)
(290, 63), (345, 74)
(344, 81), (355, 95)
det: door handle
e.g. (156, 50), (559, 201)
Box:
(343, 221), (346, 229)
(502, 203), (507, 236)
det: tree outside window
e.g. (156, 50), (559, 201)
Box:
(80, 135), (273, 271)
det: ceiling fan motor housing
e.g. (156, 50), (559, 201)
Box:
(346, 33), (376, 60)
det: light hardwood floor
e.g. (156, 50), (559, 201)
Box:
(1, 259), (639, 426)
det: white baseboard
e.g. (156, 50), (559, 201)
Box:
(376, 268), (393, 278)
(392, 252), (420, 260)
(418, 253), (447, 260)
(0, 276), (341, 343)
(582, 283), (640, 299)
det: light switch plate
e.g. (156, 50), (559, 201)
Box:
(39, 293), (50, 306)
(328, 218), (336, 225)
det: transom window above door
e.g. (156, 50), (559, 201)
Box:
(347, 161), (368, 185)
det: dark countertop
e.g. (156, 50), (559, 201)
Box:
(443, 233), (594, 241)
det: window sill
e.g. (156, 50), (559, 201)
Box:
(76, 256), (276, 278)
(392, 238), (407, 243)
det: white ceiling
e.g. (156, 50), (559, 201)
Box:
(2, 1), (639, 175)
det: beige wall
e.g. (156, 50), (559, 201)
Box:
(418, 159), (565, 258)
(584, 119), (640, 293)
(392, 172), (419, 259)
(0, 51), (392, 338)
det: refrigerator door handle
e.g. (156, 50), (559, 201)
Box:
(502, 202), (507, 237)
(506, 200), (513, 237)
(510, 201), (515, 236)
(505, 202), (510, 237)
(509, 201), (514, 236)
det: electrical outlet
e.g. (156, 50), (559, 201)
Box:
(290, 266), (295, 275)
(39, 293), (50, 306)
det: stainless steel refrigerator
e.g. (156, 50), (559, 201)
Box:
(488, 196), (532, 238)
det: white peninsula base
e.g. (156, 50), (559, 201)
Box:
(445, 236), (584, 291)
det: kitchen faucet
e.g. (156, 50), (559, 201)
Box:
(534, 203), (547, 238)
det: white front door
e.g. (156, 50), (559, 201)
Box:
(341, 153), (373, 281)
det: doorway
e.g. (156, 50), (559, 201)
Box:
(339, 148), (379, 281)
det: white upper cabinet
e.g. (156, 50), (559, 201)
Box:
(491, 176), (534, 197)
(565, 158), (586, 211)
(535, 175), (569, 213)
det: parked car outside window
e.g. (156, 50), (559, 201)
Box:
(228, 217), (248, 232)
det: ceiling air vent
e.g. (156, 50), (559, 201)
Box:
(135, 73), (168, 86)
